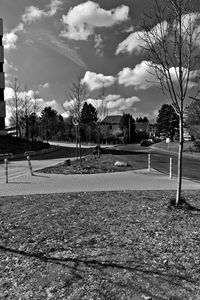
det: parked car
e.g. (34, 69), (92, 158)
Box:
(140, 139), (152, 146)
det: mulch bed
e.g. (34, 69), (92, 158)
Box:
(36, 154), (144, 175)
(0, 190), (200, 299)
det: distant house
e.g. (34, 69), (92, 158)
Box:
(135, 121), (149, 133)
(100, 115), (122, 142)
(135, 118), (157, 136)
(100, 114), (157, 143)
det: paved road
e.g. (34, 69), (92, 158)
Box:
(114, 144), (200, 182)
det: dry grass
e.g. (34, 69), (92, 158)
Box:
(0, 190), (200, 299)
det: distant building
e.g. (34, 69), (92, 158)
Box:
(135, 121), (149, 133)
(100, 114), (157, 143)
(100, 115), (122, 141)
(135, 118), (157, 136)
(0, 19), (5, 132)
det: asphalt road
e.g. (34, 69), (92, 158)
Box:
(0, 142), (200, 183)
(114, 144), (200, 182)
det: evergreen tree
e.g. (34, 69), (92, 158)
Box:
(142, 117), (149, 123)
(80, 102), (98, 143)
(80, 102), (97, 124)
(157, 104), (179, 140)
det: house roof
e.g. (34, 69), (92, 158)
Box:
(101, 115), (122, 125)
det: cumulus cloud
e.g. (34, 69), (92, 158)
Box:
(4, 87), (15, 101)
(4, 0), (62, 51)
(22, 6), (46, 23)
(118, 60), (199, 90)
(105, 94), (140, 115)
(87, 94), (140, 116)
(60, 1), (129, 40)
(118, 61), (159, 89)
(116, 31), (146, 55)
(116, 21), (169, 55)
(22, 0), (63, 24)
(3, 23), (24, 50)
(82, 71), (116, 91)
(47, 0), (63, 16)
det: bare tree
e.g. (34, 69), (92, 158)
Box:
(64, 77), (87, 165)
(21, 85), (33, 139)
(8, 77), (22, 137)
(96, 83), (108, 156)
(139, 0), (200, 206)
(30, 90), (41, 141)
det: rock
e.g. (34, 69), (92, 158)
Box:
(141, 295), (152, 300)
(114, 161), (128, 167)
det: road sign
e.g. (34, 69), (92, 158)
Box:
(72, 117), (79, 126)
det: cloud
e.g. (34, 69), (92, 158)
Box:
(4, 0), (62, 51)
(116, 31), (147, 55)
(41, 82), (50, 89)
(3, 23), (24, 50)
(123, 25), (134, 33)
(82, 71), (116, 91)
(116, 21), (168, 55)
(4, 87), (15, 101)
(87, 94), (140, 116)
(60, 1), (129, 40)
(118, 61), (158, 89)
(22, 0), (63, 24)
(4, 60), (18, 83)
(22, 6), (46, 24)
(94, 34), (104, 56)
(47, 0), (63, 16)
(33, 30), (87, 68)
(118, 60), (199, 90)
(105, 94), (140, 115)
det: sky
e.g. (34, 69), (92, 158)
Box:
(1, 0), (200, 124)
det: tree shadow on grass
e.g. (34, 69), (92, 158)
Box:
(0, 244), (196, 285)
(168, 197), (200, 211)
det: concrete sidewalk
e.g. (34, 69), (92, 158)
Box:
(0, 168), (199, 196)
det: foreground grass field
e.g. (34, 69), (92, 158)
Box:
(0, 190), (200, 299)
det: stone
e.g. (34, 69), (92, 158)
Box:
(114, 161), (127, 167)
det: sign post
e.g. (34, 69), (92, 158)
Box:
(72, 117), (79, 159)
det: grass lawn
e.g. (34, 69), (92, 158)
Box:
(154, 141), (194, 153)
(0, 190), (200, 299)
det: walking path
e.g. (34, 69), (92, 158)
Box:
(0, 162), (199, 196)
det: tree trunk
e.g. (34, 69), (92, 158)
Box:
(78, 125), (82, 166)
(176, 114), (184, 205)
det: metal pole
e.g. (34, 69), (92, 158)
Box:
(27, 156), (33, 176)
(170, 157), (173, 178)
(4, 159), (8, 183)
(76, 126), (78, 159)
(148, 153), (151, 172)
